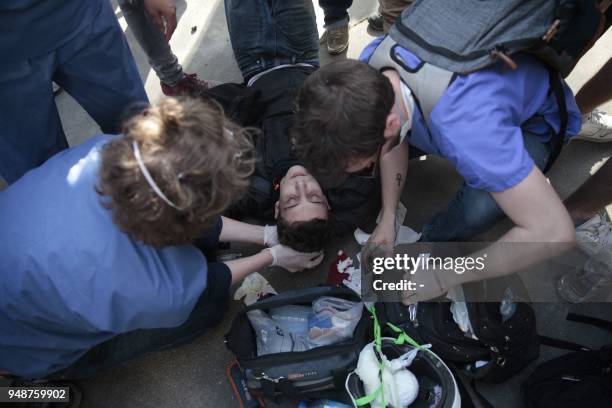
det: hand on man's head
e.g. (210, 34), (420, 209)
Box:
(267, 245), (324, 273)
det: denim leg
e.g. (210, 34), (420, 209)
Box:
(118, 0), (184, 86)
(225, 0), (319, 81)
(53, 0), (148, 134)
(420, 131), (551, 242)
(50, 268), (231, 380)
(319, 0), (352, 27)
(0, 55), (67, 184)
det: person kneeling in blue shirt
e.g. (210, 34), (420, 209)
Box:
(0, 97), (322, 380)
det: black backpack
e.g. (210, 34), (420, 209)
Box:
(225, 286), (370, 403)
(377, 300), (539, 383)
(522, 313), (612, 408)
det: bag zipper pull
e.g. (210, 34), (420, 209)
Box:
(256, 372), (284, 383)
(542, 19), (561, 43)
(409, 304), (419, 327)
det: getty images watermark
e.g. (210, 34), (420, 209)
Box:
(369, 253), (487, 291)
(361, 242), (610, 303)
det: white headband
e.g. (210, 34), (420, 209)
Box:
(132, 140), (182, 211)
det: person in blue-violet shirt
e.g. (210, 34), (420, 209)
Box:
(292, 22), (584, 301)
(0, 97), (323, 380)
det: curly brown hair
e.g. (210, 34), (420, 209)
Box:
(98, 97), (255, 247)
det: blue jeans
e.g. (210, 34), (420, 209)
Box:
(0, 1), (148, 185)
(225, 0), (320, 82)
(420, 126), (552, 242)
(319, 0), (352, 27)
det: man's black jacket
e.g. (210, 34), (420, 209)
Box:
(203, 67), (380, 233)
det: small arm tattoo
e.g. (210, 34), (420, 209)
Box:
(396, 173), (402, 186)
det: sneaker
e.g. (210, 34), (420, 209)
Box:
(326, 25), (349, 55)
(575, 213), (612, 256)
(161, 73), (216, 97)
(574, 109), (612, 143)
(367, 12), (384, 32)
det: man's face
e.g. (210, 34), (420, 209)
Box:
(276, 165), (330, 224)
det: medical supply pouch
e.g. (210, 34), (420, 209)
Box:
(225, 286), (370, 402)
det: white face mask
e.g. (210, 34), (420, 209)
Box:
(397, 81), (415, 142)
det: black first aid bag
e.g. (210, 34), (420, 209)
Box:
(225, 286), (370, 402)
(376, 301), (539, 383)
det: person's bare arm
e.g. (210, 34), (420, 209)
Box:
(219, 216), (265, 245)
(403, 167), (575, 303)
(224, 250), (273, 284)
(493, 167), (575, 243)
(368, 141), (410, 248)
(144, 0), (177, 41)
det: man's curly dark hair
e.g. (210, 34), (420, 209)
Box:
(277, 217), (334, 252)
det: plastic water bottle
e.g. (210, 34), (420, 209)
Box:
(557, 245), (612, 303)
(269, 305), (311, 335)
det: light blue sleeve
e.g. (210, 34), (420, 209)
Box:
(429, 61), (541, 192)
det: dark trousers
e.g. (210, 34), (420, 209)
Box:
(0, 1), (147, 184)
(319, 0), (352, 26)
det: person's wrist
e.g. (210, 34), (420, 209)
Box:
(259, 225), (267, 246)
(261, 247), (275, 266)
(380, 209), (396, 225)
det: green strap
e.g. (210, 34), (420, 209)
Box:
(354, 386), (381, 406)
(386, 321), (436, 357)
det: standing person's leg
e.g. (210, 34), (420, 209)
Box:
(118, 0), (183, 87)
(225, 0), (319, 82)
(565, 158), (612, 225)
(380, 0), (414, 33)
(53, 0), (148, 135)
(319, 0), (352, 55)
(0, 55), (67, 184)
(118, 0), (211, 96)
(420, 131), (551, 242)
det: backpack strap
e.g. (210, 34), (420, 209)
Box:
(566, 313), (612, 333)
(538, 335), (591, 352)
(367, 36), (454, 122)
(543, 67), (567, 172)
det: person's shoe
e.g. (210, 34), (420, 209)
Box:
(326, 25), (349, 55)
(576, 213), (612, 256)
(574, 109), (612, 143)
(161, 73), (217, 97)
(367, 12), (384, 32)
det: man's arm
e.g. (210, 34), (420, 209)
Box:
(368, 140), (410, 247)
(219, 216), (265, 245)
(403, 167), (576, 303)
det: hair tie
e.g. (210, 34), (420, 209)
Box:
(132, 140), (183, 211)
